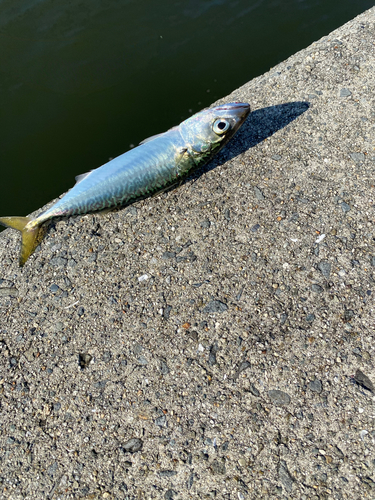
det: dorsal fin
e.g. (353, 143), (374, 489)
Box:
(75, 170), (93, 184)
(139, 125), (179, 145)
(139, 132), (166, 145)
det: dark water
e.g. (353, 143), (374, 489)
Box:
(0, 0), (373, 220)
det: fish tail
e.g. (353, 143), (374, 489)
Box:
(0, 216), (41, 266)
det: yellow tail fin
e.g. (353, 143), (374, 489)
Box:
(0, 216), (40, 266)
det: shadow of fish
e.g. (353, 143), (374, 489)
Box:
(0, 102), (250, 266)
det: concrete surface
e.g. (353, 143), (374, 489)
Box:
(1, 7), (375, 500)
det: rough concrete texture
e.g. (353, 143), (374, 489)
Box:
(1, 7), (375, 500)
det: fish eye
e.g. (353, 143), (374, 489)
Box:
(213, 119), (230, 135)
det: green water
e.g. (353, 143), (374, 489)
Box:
(0, 0), (373, 219)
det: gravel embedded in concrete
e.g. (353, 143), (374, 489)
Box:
(1, 7), (375, 499)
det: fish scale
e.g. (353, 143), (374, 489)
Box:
(0, 102), (250, 266)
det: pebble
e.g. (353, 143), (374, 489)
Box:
(122, 438), (143, 453)
(341, 201), (351, 213)
(210, 459), (226, 475)
(309, 379), (323, 393)
(248, 384), (260, 397)
(208, 342), (219, 366)
(317, 260), (331, 278)
(268, 390), (291, 406)
(340, 88), (352, 97)
(353, 369), (374, 392)
(200, 219), (211, 228)
(49, 257), (67, 268)
(278, 460), (293, 492)
(164, 490), (177, 500)
(162, 251), (176, 260)
(233, 361), (251, 379)
(160, 360), (170, 374)
(138, 355), (148, 366)
(47, 462), (58, 476)
(202, 300), (228, 313)
(254, 186), (265, 200)
(311, 284), (323, 293)
(0, 287), (19, 298)
(350, 152), (365, 163)
(158, 470), (177, 477)
(155, 415), (167, 427)
(78, 353), (92, 369)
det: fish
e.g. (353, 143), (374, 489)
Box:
(0, 102), (250, 266)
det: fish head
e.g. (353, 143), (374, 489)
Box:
(179, 102), (250, 160)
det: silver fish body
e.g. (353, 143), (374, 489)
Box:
(0, 102), (250, 265)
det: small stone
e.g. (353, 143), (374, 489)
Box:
(268, 390), (291, 406)
(272, 155), (282, 160)
(353, 369), (374, 392)
(305, 313), (315, 323)
(160, 360), (170, 375)
(280, 313), (288, 325)
(279, 460), (293, 492)
(233, 360), (251, 379)
(341, 201), (351, 213)
(102, 351), (112, 363)
(309, 379), (323, 393)
(49, 284), (60, 293)
(317, 260), (331, 278)
(79, 353), (92, 369)
(162, 251), (176, 260)
(126, 206), (137, 216)
(210, 459), (226, 475)
(254, 186), (265, 200)
(24, 348), (35, 362)
(122, 438), (143, 453)
(340, 88), (352, 97)
(163, 305), (172, 319)
(0, 287), (19, 298)
(55, 322), (64, 332)
(343, 309), (355, 323)
(350, 152), (365, 163)
(138, 355), (148, 365)
(248, 384), (260, 397)
(208, 342), (219, 366)
(200, 219), (211, 228)
(187, 473), (195, 490)
(47, 462), (58, 476)
(311, 284), (323, 293)
(251, 224), (260, 232)
(155, 415), (167, 427)
(164, 490), (177, 500)
(49, 257), (67, 268)
(202, 300), (228, 313)
(159, 470), (177, 477)
(238, 458), (247, 467)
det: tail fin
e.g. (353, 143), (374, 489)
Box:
(0, 216), (40, 266)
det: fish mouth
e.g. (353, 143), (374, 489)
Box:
(212, 102), (250, 119)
